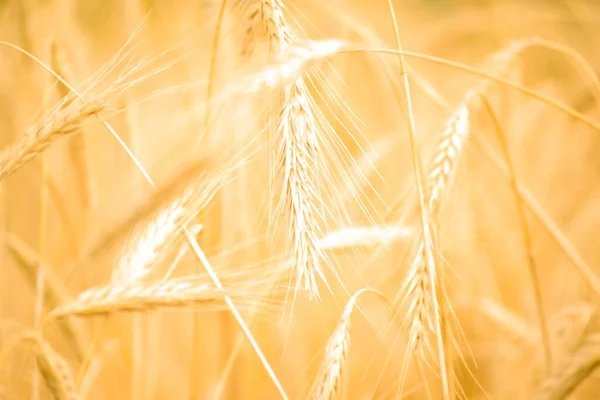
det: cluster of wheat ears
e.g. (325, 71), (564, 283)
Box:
(2, 0), (600, 399)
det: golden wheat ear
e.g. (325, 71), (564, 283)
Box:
(309, 288), (390, 399)
(111, 160), (239, 286)
(534, 334), (600, 400)
(45, 277), (237, 319)
(24, 333), (80, 400)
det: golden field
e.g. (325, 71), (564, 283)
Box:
(1, 0), (600, 399)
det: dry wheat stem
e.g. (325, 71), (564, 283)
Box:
(26, 334), (80, 400)
(481, 95), (553, 374)
(339, 46), (600, 133)
(534, 334), (600, 400)
(6, 233), (86, 362)
(472, 135), (600, 294)
(46, 278), (240, 319)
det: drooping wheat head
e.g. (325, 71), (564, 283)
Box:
(0, 98), (104, 182)
(111, 161), (241, 285)
(46, 277), (237, 319)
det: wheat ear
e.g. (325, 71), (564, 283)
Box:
(534, 334), (600, 400)
(398, 39), (600, 298)
(0, 99), (103, 182)
(45, 277), (240, 319)
(112, 165), (235, 285)
(309, 288), (388, 399)
(250, 0), (334, 300)
(95, 124), (289, 397)
(25, 334), (80, 400)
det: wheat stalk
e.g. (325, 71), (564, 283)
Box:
(6, 233), (87, 362)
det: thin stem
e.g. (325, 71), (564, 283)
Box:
(481, 95), (552, 375)
(339, 46), (600, 133)
(184, 230), (289, 400)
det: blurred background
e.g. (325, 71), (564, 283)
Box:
(1, 0), (600, 398)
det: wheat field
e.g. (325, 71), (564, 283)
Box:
(1, 0), (600, 399)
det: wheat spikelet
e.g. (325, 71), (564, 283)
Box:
(46, 277), (236, 319)
(534, 334), (600, 400)
(26, 334), (80, 400)
(0, 99), (103, 182)
(242, 0), (293, 55)
(394, 103), (471, 372)
(243, 0), (294, 55)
